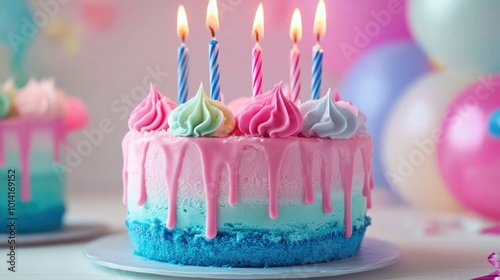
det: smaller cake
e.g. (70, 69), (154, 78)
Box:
(0, 79), (88, 233)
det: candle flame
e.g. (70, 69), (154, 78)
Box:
(289, 8), (302, 43)
(177, 5), (189, 41)
(252, 3), (264, 42)
(206, 0), (219, 37)
(313, 0), (326, 40)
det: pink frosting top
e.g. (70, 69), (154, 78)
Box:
(128, 84), (177, 132)
(14, 79), (66, 120)
(236, 82), (303, 138)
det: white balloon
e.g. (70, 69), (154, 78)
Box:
(409, 0), (500, 75)
(382, 72), (475, 210)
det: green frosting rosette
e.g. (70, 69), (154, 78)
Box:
(168, 83), (235, 137)
(0, 91), (12, 119)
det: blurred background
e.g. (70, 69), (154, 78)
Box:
(1, 0), (500, 223)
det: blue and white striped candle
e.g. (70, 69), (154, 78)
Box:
(312, 0), (326, 100)
(206, 0), (221, 101)
(311, 44), (323, 100)
(209, 39), (221, 101)
(177, 5), (189, 104)
(178, 44), (189, 104)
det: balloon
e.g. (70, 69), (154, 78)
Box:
(80, 2), (116, 30)
(328, 0), (413, 78)
(382, 72), (476, 210)
(65, 97), (89, 131)
(0, 0), (33, 87)
(279, 0), (412, 78)
(340, 41), (431, 188)
(409, 0), (500, 75)
(490, 109), (500, 137)
(0, 0), (31, 43)
(45, 18), (83, 56)
(437, 74), (500, 220)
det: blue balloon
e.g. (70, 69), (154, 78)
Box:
(340, 41), (430, 189)
(0, 0), (32, 43)
(489, 109), (500, 138)
(0, 0), (32, 87)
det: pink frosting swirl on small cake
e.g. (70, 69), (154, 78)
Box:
(236, 82), (303, 137)
(128, 84), (177, 132)
(14, 79), (66, 119)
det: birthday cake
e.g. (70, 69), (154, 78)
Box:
(0, 79), (87, 233)
(123, 82), (373, 267)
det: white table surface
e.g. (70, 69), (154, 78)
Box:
(1, 189), (497, 280)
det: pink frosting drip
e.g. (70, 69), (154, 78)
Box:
(0, 120), (65, 201)
(121, 133), (130, 205)
(159, 141), (189, 230)
(128, 84), (177, 133)
(236, 83), (303, 137)
(361, 139), (374, 209)
(123, 135), (374, 239)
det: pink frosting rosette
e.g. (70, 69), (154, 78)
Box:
(14, 79), (66, 119)
(128, 84), (177, 132)
(236, 82), (303, 137)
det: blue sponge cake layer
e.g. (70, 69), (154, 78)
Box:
(127, 217), (370, 267)
(126, 191), (369, 267)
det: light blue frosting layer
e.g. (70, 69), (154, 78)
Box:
(127, 178), (367, 239)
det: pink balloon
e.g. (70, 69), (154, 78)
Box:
(65, 97), (88, 131)
(437, 74), (500, 220)
(80, 1), (116, 30)
(273, 0), (412, 78)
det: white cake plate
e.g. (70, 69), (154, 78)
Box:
(0, 221), (108, 247)
(84, 234), (400, 279)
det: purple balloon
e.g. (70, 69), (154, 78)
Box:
(269, 0), (412, 78)
(340, 41), (431, 188)
(326, 0), (412, 78)
(437, 74), (500, 220)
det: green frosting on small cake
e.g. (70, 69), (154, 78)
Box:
(0, 90), (11, 119)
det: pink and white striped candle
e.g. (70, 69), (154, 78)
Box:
(252, 3), (264, 97)
(252, 44), (263, 97)
(290, 44), (300, 103)
(289, 8), (302, 103)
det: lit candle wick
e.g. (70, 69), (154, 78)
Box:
(210, 27), (216, 39)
